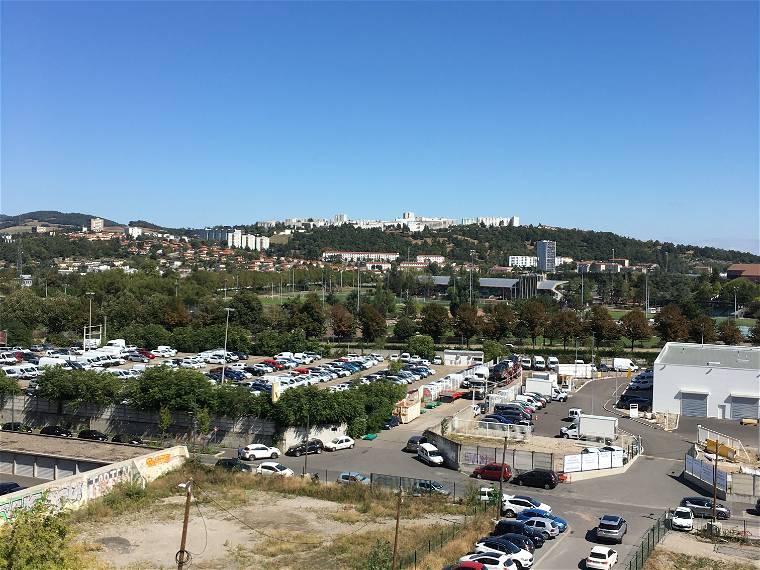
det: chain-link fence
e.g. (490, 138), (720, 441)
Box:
(622, 510), (668, 570)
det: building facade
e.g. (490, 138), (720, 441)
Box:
(652, 343), (760, 419)
(508, 255), (538, 268)
(226, 230), (269, 251)
(727, 264), (760, 284)
(90, 218), (104, 233)
(321, 251), (400, 263)
(416, 254), (445, 264)
(536, 240), (556, 272)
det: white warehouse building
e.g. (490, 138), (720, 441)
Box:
(652, 342), (760, 420)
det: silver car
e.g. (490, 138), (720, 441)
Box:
(522, 517), (560, 539)
(595, 515), (628, 543)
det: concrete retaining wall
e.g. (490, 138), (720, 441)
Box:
(0, 450), (105, 481)
(423, 430), (461, 470)
(280, 424), (348, 450)
(0, 445), (189, 524)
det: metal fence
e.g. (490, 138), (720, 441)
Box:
(460, 444), (558, 472)
(450, 417), (533, 441)
(622, 510), (668, 570)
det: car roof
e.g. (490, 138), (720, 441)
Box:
(591, 546), (613, 554)
(600, 515), (623, 523)
(419, 443), (438, 451)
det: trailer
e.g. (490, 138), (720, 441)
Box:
(557, 363), (593, 378)
(524, 377), (553, 397)
(578, 414), (618, 441)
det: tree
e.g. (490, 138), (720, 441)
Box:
(330, 304), (356, 340)
(393, 316), (417, 341)
(749, 320), (760, 346)
(484, 304), (517, 340)
(407, 335), (435, 359)
(548, 309), (582, 349)
(517, 299), (546, 349)
(230, 292), (267, 333)
(584, 306), (620, 346)
(401, 298), (419, 319)
(718, 320), (744, 345)
(358, 304), (386, 343)
(0, 372), (21, 406)
(687, 315), (717, 344)
(419, 303), (450, 342)
(619, 309), (652, 351)
(293, 293), (326, 338)
(365, 540), (393, 570)
(483, 339), (507, 363)
(452, 304), (481, 347)
(0, 496), (84, 570)
(654, 304), (688, 342)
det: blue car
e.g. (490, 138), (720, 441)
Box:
(517, 509), (568, 532)
(483, 415), (516, 425)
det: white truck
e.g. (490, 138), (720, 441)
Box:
(532, 355), (546, 370)
(578, 414), (618, 441)
(524, 377), (553, 397)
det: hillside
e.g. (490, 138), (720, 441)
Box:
(0, 211), (119, 230)
(269, 225), (760, 267)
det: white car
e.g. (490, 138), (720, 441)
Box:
(458, 552), (517, 570)
(501, 495), (552, 518)
(180, 358), (202, 369)
(240, 444), (280, 460)
(670, 507), (693, 531)
(586, 546), (618, 569)
(474, 539), (533, 568)
(323, 436), (355, 451)
(255, 462), (294, 477)
(206, 354), (226, 364)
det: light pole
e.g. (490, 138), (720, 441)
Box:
(469, 250), (476, 306)
(221, 308), (235, 384)
(356, 264), (360, 312)
(85, 292), (95, 352)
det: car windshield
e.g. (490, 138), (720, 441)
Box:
(274, 465), (287, 472)
(674, 509), (692, 518)
(599, 520), (621, 530)
(589, 552), (608, 560)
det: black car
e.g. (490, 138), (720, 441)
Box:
(40, 425), (73, 437)
(404, 435), (428, 452)
(494, 532), (535, 553)
(617, 397), (651, 412)
(680, 497), (730, 519)
(112, 434), (144, 445)
(1, 422), (32, 433)
(0, 482), (24, 496)
(78, 429), (109, 442)
(286, 439), (324, 457)
(491, 520), (546, 548)
(232, 352), (249, 360)
(215, 458), (254, 472)
(383, 416), (400, 429)
(512, 469), (559, 490)
(21, 354), (39, 364)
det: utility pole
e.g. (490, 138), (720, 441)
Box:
(712, 451), (718, 523)
(176, 478), (193, 570)
(86, 292), (94, 352)
(221, 308), (234, 384)
(303, 408), (310, 475)
(498, 435), (508, 513)
(580, 273), (584, 308)
(644, 271), (649, 315)
(356, 265), (360, 312)
(469, 250), (476, 306)
(391, 488), (403, 570)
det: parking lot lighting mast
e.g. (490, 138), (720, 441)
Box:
(469, 250), (476, 305)
(356, 265), (360, 312)
(221, 308), (235, 384)
(85, 292), (95, 352)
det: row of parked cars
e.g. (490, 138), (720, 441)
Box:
(0, 422), (144, 444)
(480, 390), (559, 430)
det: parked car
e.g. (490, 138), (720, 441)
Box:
(286, 439), (324, 457)
(238, 443), (281, 460)
(417, 443), (444, 466)
(412, 480), (449, 496)
(521, 517), (559, 539)
(112, 434), (144, 445)
(0, 482), (25, 496)
(215, 458), (254, 473)
(670, 507), (694, 531)
(516, 509), (567, 532)
(474, 537), (533, 568)
(473, 463), (512, 482)
(595, 515), (628, 543)
(458, 553), (516, 570)
(511, 469), (558, 490)
(405, 435), (427, 453)
(40, 425), (73, 437)
(1, 422), (32, 433)
(586, 546), (618, 569)
(127, 353), (150, 363)
(78, 429), (109, 442)
(383, 416), (400, 429)
(501, 495), (552, 518)
(679, 497), (730, 519)
(491, 520), (545, 548)
(256, 462), (294, 477)
(323, 436), (355, 451)
(336, 471), (370, 485)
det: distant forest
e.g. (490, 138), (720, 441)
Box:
(269, 225), (760, 267)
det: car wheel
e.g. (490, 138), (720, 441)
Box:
(562, 433), (569, 439)
(504, 509), (515, 518)
(518, 479), (524, 486)
(317, 448), (321, 454)
(542, 531), (549, 539)
(295, 451), (301, 457)
(544, 483), (551, 490)
(350, 444), (354, 449)
(475, 473), (482, 479)
(270, 453), (278, 459)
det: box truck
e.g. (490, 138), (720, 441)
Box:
(524, 377), (553, 397)
(578, 414), (618, 440)
(557, 363), (593, 378)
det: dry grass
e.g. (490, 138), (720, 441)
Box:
(645, 549), (758, 570)
(326, 507), (365, 524)
(256, 531), (323, 558)
(414, 514), (494, 569)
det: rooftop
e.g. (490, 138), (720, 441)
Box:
(0, 432), (151, 463)
(654, 342), (760, 371)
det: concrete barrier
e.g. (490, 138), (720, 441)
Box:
(0, 445), (189, 524)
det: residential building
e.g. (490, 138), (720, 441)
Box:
(322, 251), (400, 263)
(126, 227), (143, 238)
(399, 262), (429, 270)
(727, 264), (760, 284)
(226, 230), (269, 251)
(416, 254), (445, 264)
(653, 342), (760, 419)
(90, 218), (104, 233)
(536, 240), (556, 272)
(508, 255), (538, 268)
(20, 274), (33, 287)
(460, 216), (520, 227)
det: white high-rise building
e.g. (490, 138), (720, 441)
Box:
(227, 230), (269, 251)
(508, 256), (538, 268)
(536, 240), (557, 272)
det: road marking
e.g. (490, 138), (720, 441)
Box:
(534, 530), (569, 565)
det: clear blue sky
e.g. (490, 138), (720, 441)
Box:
(1, 1), (757, 253)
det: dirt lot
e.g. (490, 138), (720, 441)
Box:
(645, 532), (760, 570)
(75, 488), (462, 569)
(447, 432), (606, 455)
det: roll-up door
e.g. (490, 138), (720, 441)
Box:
(731, 397), (759, 420)
(0, 452), (13, 474)
(14, 455), (34, 477)
(681, 393), (708, 417)
(36, 456), (56, 480)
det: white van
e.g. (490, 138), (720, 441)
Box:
(39, 356), (69, 368)
(0, 352), (18, 366)
(613, 358), (638, 372)
(519, 357), (532, 370)
(274, 352), (294, 360)
(417, 443), (444, 466)
(106, 339), (127, 349)
(547, 356), (559, 371)
(532, 356), (546, 371)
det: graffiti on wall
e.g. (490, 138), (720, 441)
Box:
(87, 465), (134, 499)
(145, 453), (171, 467)
(0, 480), (85, 522)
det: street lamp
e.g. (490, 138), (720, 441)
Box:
(221, 307), (235, 384)
(469, 250), (476, 306)
(85, 292), (95, 352)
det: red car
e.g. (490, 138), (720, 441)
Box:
(472, 462), (512, 482)
(453, 563), (486, 570)
(262, 359), (284, 370)
(137, 349), (155, 359)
